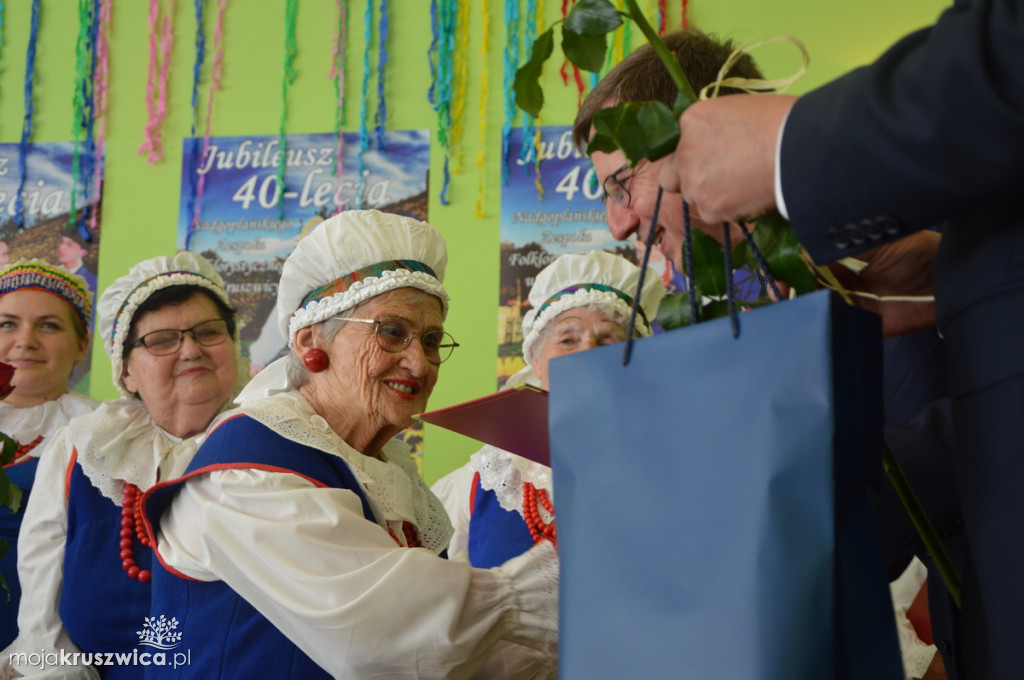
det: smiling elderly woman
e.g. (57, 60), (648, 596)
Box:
(143, 210), (558, 680)
(3, 252), (246, 680)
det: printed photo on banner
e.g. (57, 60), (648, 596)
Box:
(0, 142), (103, 393)
(498, 125), (680, 389)
(176, 130), (429, 462)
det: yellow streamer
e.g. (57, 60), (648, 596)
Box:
(699, 35), (810, 101)
(451, 0), (471, 173)
(475, 0), (489, 217)
(613, 0), (626, 64)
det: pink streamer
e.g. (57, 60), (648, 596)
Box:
(138, 0), (175, 163)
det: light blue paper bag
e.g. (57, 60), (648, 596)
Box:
(549, 290), (902, 680)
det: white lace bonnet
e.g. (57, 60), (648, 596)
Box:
(277, 209), (450, 347)
(520, 250), (666, 363)
(98, 251), (240, 397)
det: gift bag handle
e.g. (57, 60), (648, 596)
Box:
(623, 189), (782, 365)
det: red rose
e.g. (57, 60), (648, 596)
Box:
(0, 362), (14, 400)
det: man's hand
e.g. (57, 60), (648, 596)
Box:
(658, 94), (797, 223)
(825, 230), (940, 337)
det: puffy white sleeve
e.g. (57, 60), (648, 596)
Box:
(431, 462), (477, 562)
(2, 429), (98, 680)
(158, 468), (558, 680)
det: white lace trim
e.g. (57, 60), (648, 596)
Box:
(0, 392), (98, 447)
(66, 400), (206, 504)
(287, 269), (450, 345)
(471, 445), (553, 519)
(237, 390), (453, 553)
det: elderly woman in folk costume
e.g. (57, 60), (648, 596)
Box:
(143, 209), (558, 679)
(3, 252), (247, 680)
(431, 250), (665, 678)
(0, 261), (97, 650)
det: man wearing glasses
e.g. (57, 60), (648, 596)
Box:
(572, 29), (961, 680)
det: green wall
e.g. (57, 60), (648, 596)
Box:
(0, 0), (949, 483)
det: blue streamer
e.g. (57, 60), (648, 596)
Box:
(500, 0), (519, 186)
(435, 0), (454, 204)
(356, 0), (372, 209)
(186, 0), (207, 241)
(78, 0), (101, 235)
(15, 0), (41, 229)
(518, 0), (538, 173)
(427, 0), (438, 104)
(374, 0), (388, 147)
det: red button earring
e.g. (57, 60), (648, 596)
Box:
(303, 348), (330, 373)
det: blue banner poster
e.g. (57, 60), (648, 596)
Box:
(0, 142), (103, 393)
(177, 130), (429, 462)
(498, 125), (682, 389)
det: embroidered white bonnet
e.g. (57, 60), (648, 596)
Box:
(277, 209), (449, 347)
(520, 250), (666, 363)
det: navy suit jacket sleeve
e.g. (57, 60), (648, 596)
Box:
(779, 0), (1024, 264)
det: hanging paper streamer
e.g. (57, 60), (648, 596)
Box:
(682, 0), (690, 30)
(14, 0), (41, 228)
(91, 0), (112, 231)
(612, 0), (626, 64)
(428, 0), (454, 204)
(330, 0), (348, 213)
(474, 0), (489, 217)
(68, 0), (100, 238)
(450, 0), (470, 174)
(276, 0), (298, 219)
(356, 0), (373, 208)
(658, 0), (667, 34)
(374, 0), (388, 147)
(185, 0), (207, 238)
(500, 0), (520, 185)
(186, 0), (226, 245)
(138, 0), (176, 163)
(519, 0), (545, 197)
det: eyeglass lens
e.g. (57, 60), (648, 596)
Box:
(373, 318), (457, 364)
(136, 319), (230, 355)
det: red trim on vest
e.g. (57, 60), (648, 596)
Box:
(65, 448), (79, 501)
(469, 471), (480, 514)
(141, 462), (332, 582)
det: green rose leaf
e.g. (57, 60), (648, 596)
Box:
(562, 28), (608, 73)
(750, 211), (818, 294)
(673, 89), (696, 117)
(0, 472), (20, 514)
(0, 433), (14, 464)
(655, 292), (694, 330)
(586, 101), (680, 165)
(689, 227), (729, 296)
(513, 27), (556, 118)
(564, 0), (623, 36)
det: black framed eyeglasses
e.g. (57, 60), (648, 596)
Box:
(129, 318), (230, 356)
(337, 317), (459, 365)
(601, 162), (639, 208)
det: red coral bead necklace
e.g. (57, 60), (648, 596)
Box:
(522, 482), (556, 547)
(120, 483), (152, 583)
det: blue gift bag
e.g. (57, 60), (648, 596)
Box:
(549, 290), (902, 680)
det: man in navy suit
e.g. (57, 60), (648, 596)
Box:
(658, 2), (1024, 677)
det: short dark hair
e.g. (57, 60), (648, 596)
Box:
(123, 285), (238, 360)
(572, 30), (765, 151)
